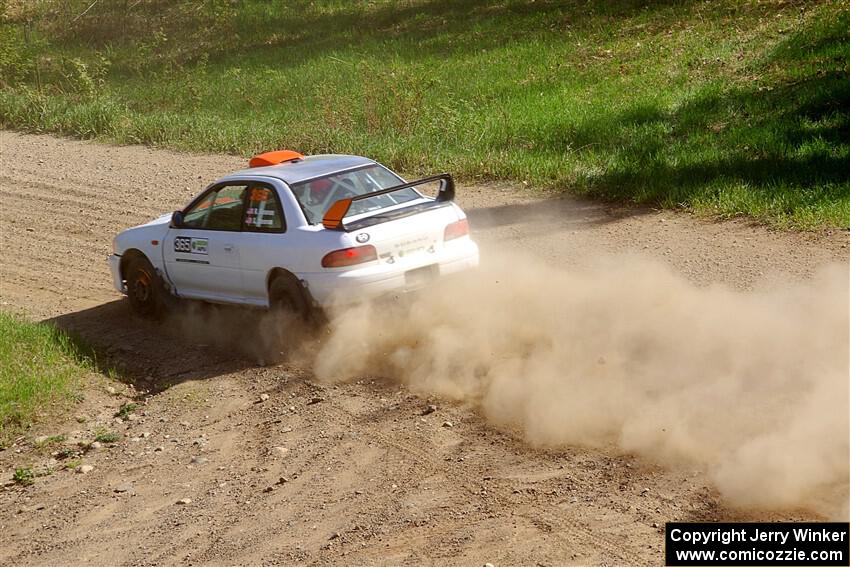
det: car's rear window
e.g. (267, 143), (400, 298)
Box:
(289, 164), (420, 225)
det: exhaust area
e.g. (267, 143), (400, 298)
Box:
(314, 253), (850, 518)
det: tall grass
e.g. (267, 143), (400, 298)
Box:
(0, 312), (91, 444)
(1, 0), (848, 227)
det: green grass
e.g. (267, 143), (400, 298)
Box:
(33, 433), (65, 448)
(92, 428), (120, 444)
(1, 0), (848, 227)
(0, 312), (91, 445)
(114, 402), (138, 421)
(56, 447), (79, 460)
(13, 466), (34, 486)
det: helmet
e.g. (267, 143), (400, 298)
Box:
(309, 178), (332, 203)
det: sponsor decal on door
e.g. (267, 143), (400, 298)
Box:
(174, 236), (209, 255)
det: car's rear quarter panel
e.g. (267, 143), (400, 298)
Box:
(298, 203), (477, 306)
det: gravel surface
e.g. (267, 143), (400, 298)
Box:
(1, 131), (848, 566)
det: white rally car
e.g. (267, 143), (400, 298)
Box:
(109, 150), (479, 319)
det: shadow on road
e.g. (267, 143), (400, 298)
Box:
(45, 299), (295, 396)
(467, 194), (653, 234)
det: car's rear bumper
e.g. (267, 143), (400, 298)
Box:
(301, 238), (479, 307)
(108, 254), (125, 294)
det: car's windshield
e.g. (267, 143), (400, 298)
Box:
(290, 164), (421, 225)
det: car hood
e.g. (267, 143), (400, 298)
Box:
(113, 213), (171, 255)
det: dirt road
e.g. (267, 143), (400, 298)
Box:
(1, 131), (848, 566)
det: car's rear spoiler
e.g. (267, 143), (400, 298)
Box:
(322, 173), (456, 231)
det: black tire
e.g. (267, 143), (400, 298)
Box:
(265, 276), (313, 363)
(269, 276), (309, 321)
(125, 256), (166, 319)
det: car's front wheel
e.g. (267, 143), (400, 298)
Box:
(125, 256), (166, 319)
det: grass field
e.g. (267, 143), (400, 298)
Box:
(1, 0), (848, 228)
(0, 312), (90, 445)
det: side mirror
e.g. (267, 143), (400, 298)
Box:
(170, 211), (184, 228)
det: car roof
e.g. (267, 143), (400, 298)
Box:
(224, 154), (377, 185)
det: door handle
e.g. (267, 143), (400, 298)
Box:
(223, 244), (234, 252)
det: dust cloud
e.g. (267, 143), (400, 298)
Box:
(166, 301), (311, 365)
(314, 253), (850, 518)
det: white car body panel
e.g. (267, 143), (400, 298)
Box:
(109, 155), (479, 310)
(162, 227), (244, 301)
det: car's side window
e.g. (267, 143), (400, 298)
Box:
(182, 191), (216, 228)
(243, 184), (285, 233)
(182, 184), (247, 231)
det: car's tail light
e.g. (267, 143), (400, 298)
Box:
(444, 218), (469, 241)
(321, 245), (377, 268)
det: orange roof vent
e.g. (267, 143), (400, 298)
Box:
(249, 150), (305, 168)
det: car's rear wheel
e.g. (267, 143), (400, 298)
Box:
(126, 256), (166, 319)
(265, 276), (313, 362)
(269, 276), (309, 321)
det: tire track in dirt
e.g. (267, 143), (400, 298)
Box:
(0, 183), (164, 229)
(309, 390), (647, 565)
